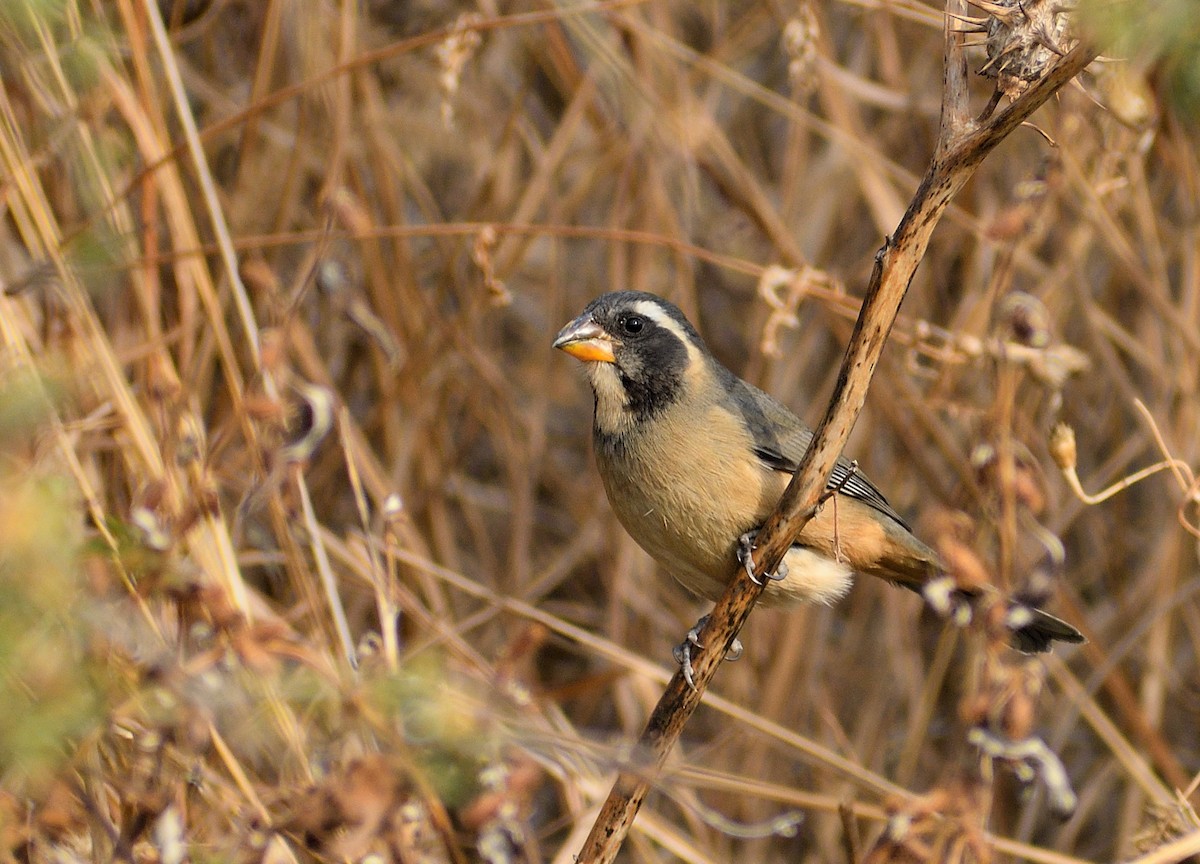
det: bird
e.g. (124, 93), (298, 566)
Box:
(553, 290), (1083, 682)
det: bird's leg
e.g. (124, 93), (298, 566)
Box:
(817, 461), (859, 563)
(738, 531), (789, 585)
(819, 460), (859, 505)
(673, 614), (743, 691)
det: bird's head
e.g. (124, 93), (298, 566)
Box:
(553, 291), (709, 438)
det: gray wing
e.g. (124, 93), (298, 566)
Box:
(721, 369), (912, 531)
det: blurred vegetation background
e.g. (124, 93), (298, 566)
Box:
(0, 0), (1198, 862)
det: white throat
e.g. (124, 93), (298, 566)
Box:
(586, 362), (634, 437)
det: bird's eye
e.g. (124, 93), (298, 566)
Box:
(621, 315), (644, 335)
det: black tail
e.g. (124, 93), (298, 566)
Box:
(1008, 605), (1086, 653)
(910, 578), (1085, 653)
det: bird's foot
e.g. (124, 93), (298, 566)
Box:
(738, 531), (789, 585)
(673, 614), (743, 691)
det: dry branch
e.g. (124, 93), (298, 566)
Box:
(575, 17), (1100, 864)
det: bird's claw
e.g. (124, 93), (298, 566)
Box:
(738, 531), (789, 585)
(673, 615), (743, 691)
(724, 637), (743, 662)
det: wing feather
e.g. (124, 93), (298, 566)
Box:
(719, 368), (912, 531)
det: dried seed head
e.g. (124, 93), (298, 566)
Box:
(998, 291), (1051, 348)
(315, 258), (351, 296)
(382, 492), (408, 543)
(1028, 344), (1091, 389)
(783, 3), (820, 96)
(145, 353), (182, 403)
(131, 506), (172, 552)
(436, 13), (483, 128)
(472, 225), (510, 305)
(981, 0), (1078, 97)
(1048, 423), (1078, 471)
(383, 492), (404, 520)
(280, 384), (335, 464)
(175, 411), (207, 468)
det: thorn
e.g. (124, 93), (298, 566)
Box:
(1034, 28), (1069, 56)
(972, 0), (1017, 20)
(1018, 121), (1058, 147)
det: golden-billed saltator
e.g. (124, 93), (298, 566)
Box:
(555, 291), (1082, 679)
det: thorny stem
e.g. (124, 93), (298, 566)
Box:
(574, 20), (1100, 864)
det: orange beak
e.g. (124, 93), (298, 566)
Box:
(553, 316), (616, 363)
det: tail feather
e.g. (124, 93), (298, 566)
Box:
(1009, 605), (1086, 653)
(904, 579), (1086, 653)
(869, 526), (1084, 652)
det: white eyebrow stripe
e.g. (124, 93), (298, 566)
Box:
(631, 299), (701, 365)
